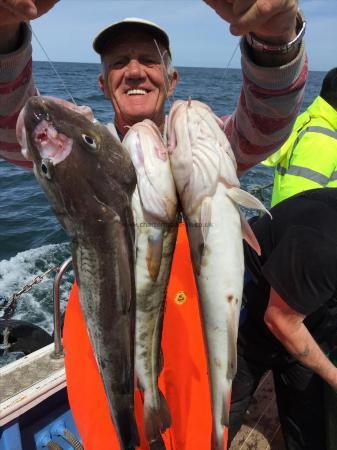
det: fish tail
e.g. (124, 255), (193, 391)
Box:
(211, 387), (231, 450)
(113, 401), (140, 450)
(221, 385), (231, 427)
(159, 389), (171, 431)
(149, 435), (167, 450)
(211, 427), (225, 450)
(144, 390), (171, 445)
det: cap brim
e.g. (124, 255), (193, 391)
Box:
(93, 20), (171, 57)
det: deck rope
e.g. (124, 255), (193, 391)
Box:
(47, 442), (62, 450)
(63, 428), (84, 450)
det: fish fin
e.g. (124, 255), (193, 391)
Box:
(227, 303), (238, 380)
(146, 229), (164, 282)
(115, 222), (133, 314)
(186, 223), (204, 276)
(144, 391), (171, 446)
(159, 390), (171, 432)
(158, 347), (164, 375)
(186, 196), (211, 275)
(200, 196), (212, 242)
(227, 186), (272, 218)
(239, 210), (261, 256)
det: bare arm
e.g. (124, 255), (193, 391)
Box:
(264, 288), (337, 390)
(203, 1), (307, 174)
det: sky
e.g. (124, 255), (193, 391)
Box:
(31, 0), (337, 72)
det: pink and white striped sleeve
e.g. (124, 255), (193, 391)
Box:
(223, 39), (308, 176)
(0, 24), (36, 170)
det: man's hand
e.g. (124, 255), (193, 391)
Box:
(0, 0), (58, 26)
(203, 0), (298, 44)
(0, 0), (58, 53)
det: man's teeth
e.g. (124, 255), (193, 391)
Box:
(127, 89), (148, 95)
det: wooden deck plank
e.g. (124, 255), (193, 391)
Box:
(0, 344), (64, 403)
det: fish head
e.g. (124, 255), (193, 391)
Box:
(123, 119), (177, 223)
(167, 99), (241, 215)
(17, 96), (136, 232)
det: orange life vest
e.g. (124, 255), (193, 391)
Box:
(63, 223), (229, 449)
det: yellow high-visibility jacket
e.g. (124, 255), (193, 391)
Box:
(263, 96), (337, 206)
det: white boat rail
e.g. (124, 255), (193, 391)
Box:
(53, 257), (72, 358)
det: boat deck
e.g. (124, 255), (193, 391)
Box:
(0, 344), (285, 449)
(230, 371), (286, 450)
(0, 344), (66, 426)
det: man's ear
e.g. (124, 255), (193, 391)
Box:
(167, 70), (179, 97)
(98, 73), (110, 99)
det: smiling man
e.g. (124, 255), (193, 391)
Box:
(96, 20), (178, 134)
(0, 1), (308, 448)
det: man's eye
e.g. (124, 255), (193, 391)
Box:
(110, 59), (127, 69)
(140, 57), (159, 66)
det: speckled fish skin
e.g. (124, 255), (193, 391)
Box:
(123, 120), (178, 449)
(167, 99), (270, 450)
(18, 96), (139, 450)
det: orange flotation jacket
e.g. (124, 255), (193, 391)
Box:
(63, 224), (229, 449)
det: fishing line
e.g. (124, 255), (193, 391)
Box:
(153, 38), (175, 108)
(238, 395), (276, 450)
(225, 40), (240, 73)
(192, 39), (240, 134)
(31, 26), (78, 106)
(153, 38), (175, 145)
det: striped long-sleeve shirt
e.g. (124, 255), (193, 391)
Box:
(0, 24), (308, 173)
(0, 25), (37, 169)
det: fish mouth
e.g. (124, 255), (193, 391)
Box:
(31, 119), (73, 165)
(17, 97), (73, 166)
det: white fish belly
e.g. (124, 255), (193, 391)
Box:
(193, 184), (244, 441)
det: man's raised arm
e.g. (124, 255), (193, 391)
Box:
(204, 0), (308, 175)
(0, 0), (58, 169)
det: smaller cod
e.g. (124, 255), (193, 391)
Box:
(123, 120), (178, 450)
(167, 99), (270, 450)
(17, 96), (139, 450)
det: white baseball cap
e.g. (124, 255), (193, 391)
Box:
(93, 17), (172, 57)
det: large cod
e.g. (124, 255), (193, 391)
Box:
(17, 96), (139, 450)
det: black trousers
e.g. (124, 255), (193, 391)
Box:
(228, 333), (327, 450)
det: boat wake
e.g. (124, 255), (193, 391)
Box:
(0, 242), (72, 335)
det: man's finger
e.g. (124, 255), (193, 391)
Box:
(230, 1), (296, 37)
(202, 0), (235, 23)
(230, 2), (276, 35)
(0, 0), (37, 20)
(231, 0), (255, 17)
(34, 0), (59, 19)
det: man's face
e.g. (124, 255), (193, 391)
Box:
(99, 30), (178, 135)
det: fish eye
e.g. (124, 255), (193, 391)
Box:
(81, 134), (97, 152)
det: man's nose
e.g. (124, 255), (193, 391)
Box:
(125, 59), (146, 79)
